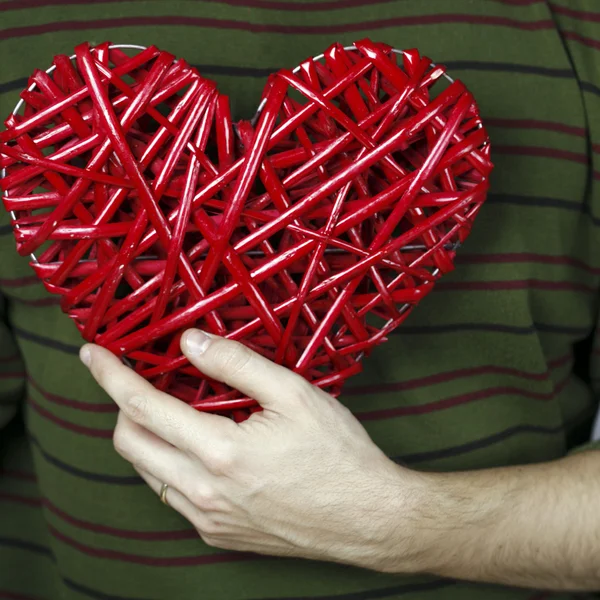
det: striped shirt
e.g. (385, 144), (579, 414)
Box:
(0, 1), (599, 599)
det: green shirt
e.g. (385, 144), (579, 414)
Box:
(1, 1), (599, 599)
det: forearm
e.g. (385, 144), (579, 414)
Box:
(387, 451), (600, 590)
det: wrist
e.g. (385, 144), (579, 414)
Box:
(359, 461), (441, 574)
(359, 455), (600, 589)
(372, 465), (508, 577)
(399, 468), (518, 579)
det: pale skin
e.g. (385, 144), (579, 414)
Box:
(80, 330), (600, 591)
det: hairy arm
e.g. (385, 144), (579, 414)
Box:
(81, 333), (600, 592)
(391, 450), (600, 590)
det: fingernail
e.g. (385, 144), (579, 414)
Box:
(80, 345), (92, 367)
(184, 329), (211, 356)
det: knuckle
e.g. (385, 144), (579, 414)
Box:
(204, 440), (236, 475)
(189, 484), (219, 511)
(123, 394), (148, 422)
(112, 426), (131, 458)
(212, 341), (253, 377)
(130, 456), (150, 475)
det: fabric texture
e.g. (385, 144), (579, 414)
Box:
(0, 1), (599, 599)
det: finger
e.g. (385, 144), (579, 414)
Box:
(80, 344), (237, 453)
(138, 468), (288, 554)
(137, 467), (239, 543)
(180, 329), (312, 411)
(113, 411), (208, 492)
(135, 467), (200, 526)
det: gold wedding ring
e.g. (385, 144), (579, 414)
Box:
(159, 482), (169, 506)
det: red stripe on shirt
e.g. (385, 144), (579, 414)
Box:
(0, 15), (556, 41)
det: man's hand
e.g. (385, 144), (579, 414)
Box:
(80, 331), (600, 590)
(79, 330), (425, 572)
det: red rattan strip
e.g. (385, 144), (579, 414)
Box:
(0, 40), (492, 418)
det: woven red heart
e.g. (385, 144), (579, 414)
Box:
(0, 40), (492, 420)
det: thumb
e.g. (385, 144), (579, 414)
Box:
(180, 329), (309, 412)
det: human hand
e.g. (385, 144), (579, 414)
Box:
(79, 331), (426, 571)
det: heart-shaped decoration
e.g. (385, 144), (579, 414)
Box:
(0, 40), (492, 420)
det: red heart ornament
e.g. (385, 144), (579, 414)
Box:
(0, 40), (492, 420)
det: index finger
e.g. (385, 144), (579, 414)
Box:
(80, 344), (237, 454)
